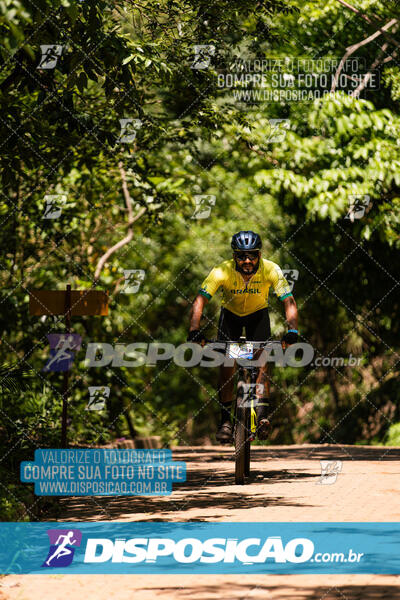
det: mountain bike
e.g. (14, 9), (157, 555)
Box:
(209, 338), (281, 485)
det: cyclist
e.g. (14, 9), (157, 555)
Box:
(188, 230), (298, 443)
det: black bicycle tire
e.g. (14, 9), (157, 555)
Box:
(235, 406), (247, 484)
(234, 383), (246, 484)
(244, 409), (251, 477)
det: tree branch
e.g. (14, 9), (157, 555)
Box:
(355, 42), (398, 95)
(335, 0), (375, 23)
(331, 19), (397, 92)
(93, 162), (146, 282)
(244, 140), (279, 164)
(335, 0), (400, 49)
(0, 50), (27, 91)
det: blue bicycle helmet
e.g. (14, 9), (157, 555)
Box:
(231, 230), (262, 251)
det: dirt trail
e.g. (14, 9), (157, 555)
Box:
(3, 444), (400, 599)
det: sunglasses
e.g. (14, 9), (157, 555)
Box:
(235, 252), (259, 261)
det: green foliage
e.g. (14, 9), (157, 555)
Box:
(385, 423), (400, 446)
(1, 0), (400, 519)
(0, 363), (31, 393)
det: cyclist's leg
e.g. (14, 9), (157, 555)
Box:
(216, 308), (242, 442)
(245, 308), (272, 439)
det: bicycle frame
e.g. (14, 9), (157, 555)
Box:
(208, 338), (281, 484)
(236, 364), (259, 440)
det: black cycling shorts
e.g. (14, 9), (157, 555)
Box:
(217, 307), (271, 342)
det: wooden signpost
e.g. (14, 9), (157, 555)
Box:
(29, 285), (109, 447)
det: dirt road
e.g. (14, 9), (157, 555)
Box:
(3, 444), (400, 599)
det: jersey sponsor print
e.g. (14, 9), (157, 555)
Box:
(199, 258), (292, 316)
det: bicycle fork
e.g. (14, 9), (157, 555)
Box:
(237, 377), (258, 442)
(249, 399), (257, 441)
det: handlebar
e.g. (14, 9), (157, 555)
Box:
(205, 339), (282, 347)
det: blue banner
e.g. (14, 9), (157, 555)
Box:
(20, 449), (186, 496)
(1, 522), (399, 574)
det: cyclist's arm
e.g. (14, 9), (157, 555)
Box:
(269, 262), (299, 333)
(282, 295), (298, 331)
(189, 265), (223, 331)
(189, 294), (209, 331)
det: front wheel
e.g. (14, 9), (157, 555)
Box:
(244, 428), (250, 477)
(235, 405), (249, 484)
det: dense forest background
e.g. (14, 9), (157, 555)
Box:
(0, 0), (399, 519)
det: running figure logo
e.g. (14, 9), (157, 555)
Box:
(191, 45), (215, 69)
(345, 195), (371, 221)
(282, 268), (299, 293)
(317, 460), (342, 485)
(86, 386), (110, 411)
(37, 45), (63, 69)
(43, 334), (82, 372)
(42, 194), (67, 219)
(42, 529), (82, 567)
(122, 269), (145, 294)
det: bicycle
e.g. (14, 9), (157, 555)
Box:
(208, 337), (282, 485)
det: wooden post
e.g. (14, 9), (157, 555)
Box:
(61, 284), (71, 448)
(29, 286), (108, 448)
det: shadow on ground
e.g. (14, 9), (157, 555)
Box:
(147, 582), (400, 599)
(60, 465), (314, 521)
(173, 444), (400, 461)
(58, 444), (400, 522)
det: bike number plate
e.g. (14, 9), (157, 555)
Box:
(228, 342), (254, 359)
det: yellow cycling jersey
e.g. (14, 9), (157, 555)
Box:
(199, 258), (292, 316)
